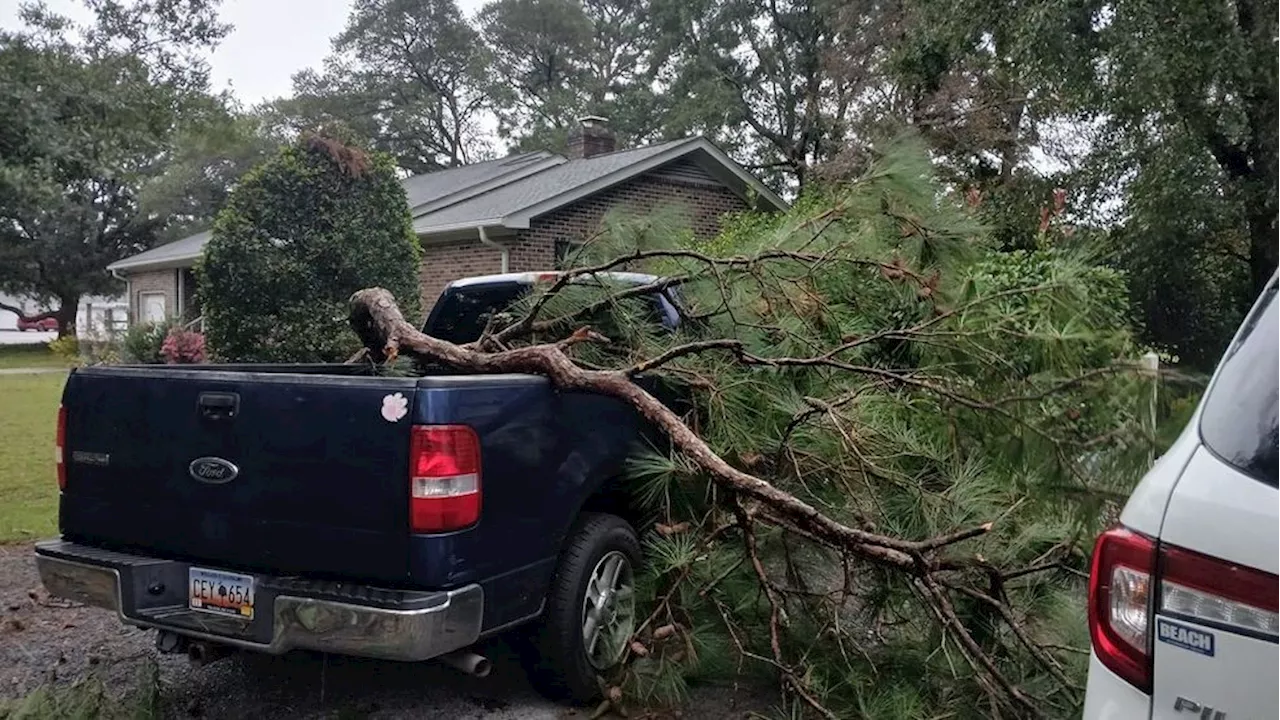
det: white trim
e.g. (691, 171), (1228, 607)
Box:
(413, 217), (506, 236)
(107, 253), (203, 273)
(176, 269), (184, 318)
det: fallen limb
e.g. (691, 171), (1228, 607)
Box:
(348, 287), (1070, 717)
(350, 287), (989, 569)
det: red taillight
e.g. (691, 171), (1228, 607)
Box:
(409, 425), (481, 533)
(1088, 526), (1155, 692)
(55, 405), (67, 491)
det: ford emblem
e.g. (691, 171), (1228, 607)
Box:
(188, 457), (239, 484)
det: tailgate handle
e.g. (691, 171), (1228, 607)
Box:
(198, 392), (239, 421)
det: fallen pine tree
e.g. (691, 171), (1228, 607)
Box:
(348, 139), (1154, 719)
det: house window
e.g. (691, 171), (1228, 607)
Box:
(140, 292), (167, 324)
(554, 238), (584, 269)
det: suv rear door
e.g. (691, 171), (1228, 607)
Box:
(1150, 279), (1278, 720)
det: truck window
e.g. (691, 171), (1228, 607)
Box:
(1198, 280), (1278, 487)
(425, 280), (674, 345)
(425, 282), (529, 344)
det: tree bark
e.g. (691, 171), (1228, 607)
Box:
(55, 293), (79, 339)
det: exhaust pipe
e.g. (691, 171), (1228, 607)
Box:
(187, 640), (234, 667)
(439, 649), (491, 678)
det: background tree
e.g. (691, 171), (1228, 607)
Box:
(478, 0), (667, 153)
(0, 0), (230, 335)
(875, 0), (1277, 368)
(139, 101), (278, 243)
(655, 0), (860, 191)
(1059, 0), (1276, 368)
(270, 0), (491, 174)
(198, 133), (421, 363)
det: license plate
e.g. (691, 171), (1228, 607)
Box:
(188, 567), (255, 620)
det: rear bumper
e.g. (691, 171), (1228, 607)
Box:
(34, 539), (483, 662)
(1082, 650), (1151, 720)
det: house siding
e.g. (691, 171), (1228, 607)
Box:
(417, 170), (749, 308)
(126, 269), (178, 324)
(519, 168), (747, 251)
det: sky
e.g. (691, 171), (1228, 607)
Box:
(0, 0), (487, 106)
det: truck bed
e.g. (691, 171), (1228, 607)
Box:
(57, 362), (650, 631)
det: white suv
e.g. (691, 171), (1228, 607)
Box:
(1083, 273), (1278, 719)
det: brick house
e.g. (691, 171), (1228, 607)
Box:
(106, 119), (787, 324)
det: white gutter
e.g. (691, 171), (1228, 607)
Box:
(110, 267), (132, 325)
(478, 226), (509, 273)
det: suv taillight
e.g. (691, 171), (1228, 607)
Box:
(1088, 526), (1156, 692)
(55, 405), (66, 490)
(1089, 525), (1280, 694)
(1159, 544), (1279, 638)
(409, 425), (481, 533)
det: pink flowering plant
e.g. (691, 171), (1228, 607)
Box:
(160, 328), (207, 364)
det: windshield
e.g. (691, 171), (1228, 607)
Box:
(1197, 278), (1278, 487)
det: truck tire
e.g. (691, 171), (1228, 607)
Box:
(526, 512), (640, 704)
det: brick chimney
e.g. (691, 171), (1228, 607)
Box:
(566, 116), (616, 159)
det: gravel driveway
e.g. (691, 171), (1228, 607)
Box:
(0, 544), (773, 719)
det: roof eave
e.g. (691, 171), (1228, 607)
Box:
(687, 137), (789, 212)
(107, 254), (202, 274)
(413, 218), (514, 242)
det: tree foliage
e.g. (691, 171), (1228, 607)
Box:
(654, 0), (855, 192)
(885, 0), (1277, 367)
(1068, 0), (1275, 368)
(198, 133), (421, 363)
(349, 137), (1153, 717)
(478, 0), (667, 153)
(0, 0), (232, 334)
(268, 0), (490, 174)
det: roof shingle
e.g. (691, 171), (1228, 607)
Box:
(412, 140), (691, 232)
(108, 135), (786, 273)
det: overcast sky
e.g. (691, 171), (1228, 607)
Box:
(0, 0), (488, 106)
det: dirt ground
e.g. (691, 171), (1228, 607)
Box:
(0, 543), (776, 719)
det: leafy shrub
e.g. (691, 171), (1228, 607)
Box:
(46, 336), (80, 365)
(160, 328), (206, 364)
(85, 342), (122, 366)
(123, 320), (179, 364)
(197, 132), (421, 363)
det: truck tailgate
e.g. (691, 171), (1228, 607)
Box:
(59, 366), (419, 585)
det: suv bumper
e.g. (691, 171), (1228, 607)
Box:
(34, 539), (483, 662)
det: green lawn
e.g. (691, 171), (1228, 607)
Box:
(0, 372), (66, 543)
(0, 343), (74, 369)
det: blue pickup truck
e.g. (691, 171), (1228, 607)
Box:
(35, 271), (687, 703)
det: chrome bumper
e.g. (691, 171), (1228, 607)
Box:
(34, 540), (483, 662)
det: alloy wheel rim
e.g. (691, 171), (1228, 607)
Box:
(580, 550), (636, 671)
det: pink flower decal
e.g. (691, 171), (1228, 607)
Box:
(381, 392), (409, 423)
